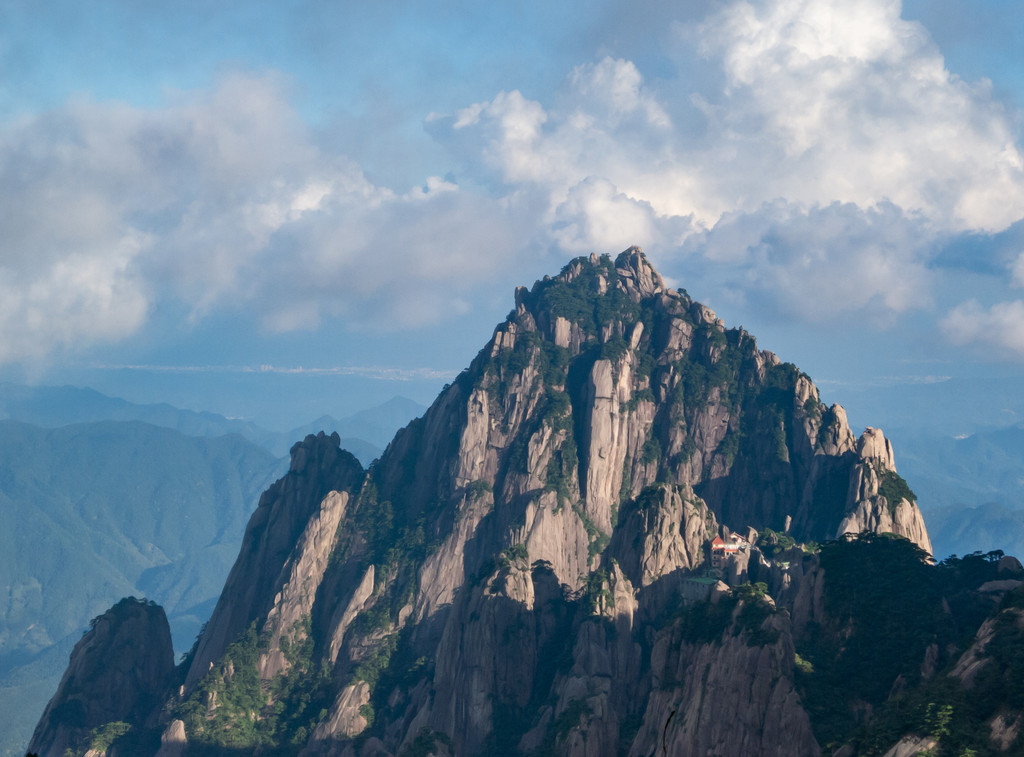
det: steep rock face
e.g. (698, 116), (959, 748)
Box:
(629, 612), (819, 757)
(427, 560), (575, 754)
(582, 355), (645, 534)
(28, 597), (174, 757)
(154, 720), (187, 757)
(609, 483), (717, 588)
(313, 680), (372, 741)
(259, 488), (352, 680)
(838, 428), (932, 553)
(184, 432), (364, 691)
(519, 563), (643, 757)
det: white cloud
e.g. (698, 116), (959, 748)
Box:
(0, 239), (149, 363)
(551, 177), (693, 254)
(566, 57), (671, 129)
(692, 0), (1024, 230)
(441, 58), (687, 214)
(441, 2), (1024, 235)
(95, 362), (456, 381)
(427, 0), (1024, 340)
(0, 73), (536, 362)
(941, 299), (1024, 357)
(252, 177), (531, 331)
(5, 0), (1024, 367)
(683, 200), (935, 322)
(1012, 252), (1024, 288)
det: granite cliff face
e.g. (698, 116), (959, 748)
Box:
(182, 432), (365, 692)
(34, 249), (955, 757)
(838, 428), (933, 554)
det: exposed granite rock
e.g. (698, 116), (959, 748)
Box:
(582, 357), (639, 534)
(154, 719), (187, 757)
(427, 560), (574, 753)
(313, 681), (372, 741)
(990, 710), (1023, 751)
(523, 563), (642, 756)
(881, 734), (939, 757)
(953, 607), (1024, 688)
(838, 428), (932, 553)
(27, 597), (174, 757)
(610, 483), (717, 587)
(184, 432), (364, 691)
(327, 565), (376, 665)
(261, 489), (352, 680)
(628, 607), (819, 757)
(999, 555), (1024, 574)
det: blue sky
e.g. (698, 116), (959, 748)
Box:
(1, 0), (1023, 431)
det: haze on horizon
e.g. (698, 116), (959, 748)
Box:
(2, 0), (1023, 431)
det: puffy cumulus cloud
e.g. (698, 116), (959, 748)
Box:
(440, 2), (1024, 233)
(437, 58), (685, 206)
(551, 177), (694, 254)
(941, 300), (1024, 358)
(683, 201), (935, 322)
(693, 0), (1024, 231)
(429, 0), (1024, 341)
(0, 73), (533, 362)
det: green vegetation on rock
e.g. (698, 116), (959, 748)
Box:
(87, 721), (131, 752)
(877, 467), (917, 513)
(792, 535), (1014, 754)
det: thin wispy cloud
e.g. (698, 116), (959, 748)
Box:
(91, 363), (458, 382)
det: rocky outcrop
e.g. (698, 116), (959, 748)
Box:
(610, 483), (717, 587)
(313, 680), (372, 741)
(184, 432), (363, 691)
(953, 607), (1024, 688)
(838, 427), (932, 553)
(520, 563), (642, 757)
(260, 488), (352, 680)
(427, 560), (575, 754)
(27, 597), (174, 757)
(881, 735), (939, 757)
(624, 598), (818, 757)
(154, 720), (187, 757)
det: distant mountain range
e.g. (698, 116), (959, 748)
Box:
(894, 423), (1024, 510)
(839, 376), (1024, 436)
(0, 420), (283, 757)
(926, 502), (1024, 559)
(0, 382), (427, 463)
(889, 424), (1024, 560)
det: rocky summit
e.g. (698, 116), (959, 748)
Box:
(30, 249), (1024, 756)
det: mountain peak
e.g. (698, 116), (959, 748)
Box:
(547, 246), (665, 300)
(33, 249), (941, 757)
(612, 245), (665, 298)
